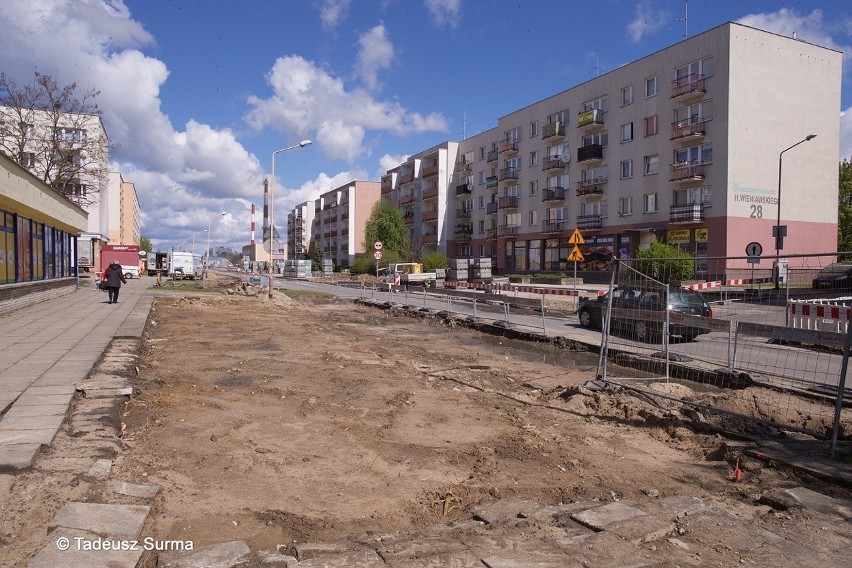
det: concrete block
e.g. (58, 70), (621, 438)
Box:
(0, 427), (58, 446)
(112, 480), (161, 498)
(14, 392), (74, 406)
(377, 534), (467, 561)
(81, 387), (134, 399)
(295, 540), (359, 559)
(256, 550), (297, 565)
(384, 549), (482, 567)
(49, 502), (150, 540)
(157, 540), (251, 567)
(571, 501), (648, 531)
(87, 459), (112, 480)
(471, 496), (543, 525)
(639, 495), (708, 520)
(2, 403), (68, 418)
(0, 413), (66, 431)
(28, 527), (144, 568)
(760, 487), (852, 520)
(0, 443), (41, 469)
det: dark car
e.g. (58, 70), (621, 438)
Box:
(812, 263), (852, 290)
(577, 285), (713, 342)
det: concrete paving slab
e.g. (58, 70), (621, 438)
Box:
(112, 480), (161, 498)
(385, 549), (483, 567)
(0, 413), (66, 431)
(81, 387), (134, 399)
(49, 502), (150, 539)
(2, 403), (68, 418)
(0, 442), (41, 469)
(28, 527), (144, 568)
(602, 514), (675, 544)
(14, 392), (75, 406)
(638, 495), (709, 520)
(157, 539), (251, 567)
(376, 534), (467, 561)
(471, 496), (544, 525)
(295, 548), (386, 567)
(295, 540), (361, 559)
(30, 374), (85, 386)
(256, 550), (297, 565)
(87, 459), (112, 480)
(563, 531), (651, 568)
(760, 486), (852, 520)
(19, 384), (77, 395)
(0, 427), (59, 446)
(481, 549), (571, 568)
(571, 501), (648, 531)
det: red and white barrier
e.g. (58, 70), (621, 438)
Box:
(788, 300), (852, 332)
(681, 277), (774, 291)
(444, 281), (578, 297)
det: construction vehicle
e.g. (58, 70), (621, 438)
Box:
(146, 251), (170, 276)
(385, 262), (437, 285)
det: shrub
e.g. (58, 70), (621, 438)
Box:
(420, 251), (450, 271)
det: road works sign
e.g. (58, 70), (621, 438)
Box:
(568, 228), (585, 245)
(567, 246), (585, 262)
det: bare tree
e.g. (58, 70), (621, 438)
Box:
(0, 72), (114, 207)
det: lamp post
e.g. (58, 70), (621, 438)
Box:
(268, 139), (312, 299)
(190, 229), (206, 255)
(204, 212), (228, 277)
(774, 134), (816, 289)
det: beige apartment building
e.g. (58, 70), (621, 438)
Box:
(107, 171), (140, 246)
(383, 22), (841, 278)
(309, 180), (381, 269)
(287, 201), (315, 260)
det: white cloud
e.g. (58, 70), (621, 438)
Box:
(378, 154), (408, 177)
(245, 55), (448, 163)
(355, 24), (395, 91)
(425, 0), (461, 29)
(842, 109), (852, 163)
(320, 0), (350, 29)
(627, 2), (669, 43)
(737, 9), (852, 64)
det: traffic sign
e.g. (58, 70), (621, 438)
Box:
(373, 250), (383, 260)
(373, 241), (383, 251)
(745, 242), (762, 257)
(567, 246), (585, 262)
(568, 228), (585, 245)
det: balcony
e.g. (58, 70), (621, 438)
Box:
(498, 168), (518, 182)
(577, 108), (604, 129)
(577, 143), (603, 163)
(541, 155), (567, 171)
(498, 195), (519, 210)
(456, 162), (472, 174)
(423, 187), (439, 200)
(542, 121), (565, 139)
(340, 210), (349, 220)
(456, 183), (472, 195)
(498, 139), (519, 154)
(403, 211), (415, 225)
(400, 172), (415, 184)
(498, 224), (519, 237)
(541, 187), (566, 202)
(456, 208), (472, 219)
(486, 227), (498, 239)
(486, 176), (498, 189)
(576, 214), (602, 230)
(454, 230), (472, 243)
(669, 162), (707, 182)
(670, 204), (704, 223)
(486, 201), (499, 214)
(576, 176), (607, 196)
(381, 181), (393, 194)
(423, 209), (439, 222)
(399, 193), (415, 205)
(422, 164), (439, 178)
(422, 233), (438, 245)
(671, 74), (706, 100)
(487, 148), (499, 162)
(671, 118), (707, 140)
(543, 220), (565, 234)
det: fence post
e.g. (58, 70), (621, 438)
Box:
(541, 295), (547, 334)
(473, 298), (477, 320)
(831, 325), (852, 458)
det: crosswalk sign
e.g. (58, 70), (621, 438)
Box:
(567, 246), (585, 262)
(568, 228), (585, 245)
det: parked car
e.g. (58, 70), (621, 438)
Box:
(577, 285), (713, 342)
(811, 263), (852, 290)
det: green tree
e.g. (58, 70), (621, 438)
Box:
(633, 242), (694, 284)
(139, 236), (152, 253)
(838, 160), (852, 258)
(420, 250), (450, 271)
(363, 200), (410, 260)
(311, 246), (324, 272)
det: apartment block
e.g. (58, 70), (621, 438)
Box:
(287, 201), (315, 260)
(310, 180), (381, 269)
(386, 22), (841, 278)
(107, 171), (141, 246)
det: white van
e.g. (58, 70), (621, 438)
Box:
(169, 252), (203, 280)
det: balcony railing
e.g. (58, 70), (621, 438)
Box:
(456, 183), (472, 195)
(422, 164), (439, 177)
(576, 176), (607, 196)
(422, 233), (438, 244)
(541, 187), (566, 202)
(400, 172), (415, 184)
(423, 187), (439, 199)
(542, 155), (567, 171)
(669, 161), (707, 182)
(671, 73), (706, 99)
(498, 195), (519, 209)
(454, 230), (472, 243)
(423, 209), (439, 221)
(498, 224), (519, 237)
(486, 201), (499, 214)
(456, 208), (472, 219)
(577, 144), (603, 163)
(381, 182), (393, 193)
(542, 220), (565, 233)
(670, 204), (704, 223)
(542, 122), (565, 139)
(671, 118), (707, 140)
(577, 108), (604, 128)
(577, 214), (602, 230)
(486, 149), (499, 162)
(486, 176), (498, 189)
(498, 168), (518, 182)
(498, 139), (519, 154)
(486, 228), (498, 239)
(399, 193), (414, 204)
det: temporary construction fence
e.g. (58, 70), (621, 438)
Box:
(598, 254), (850, 457)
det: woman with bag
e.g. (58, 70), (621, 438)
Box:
(104, 260), (127, 304)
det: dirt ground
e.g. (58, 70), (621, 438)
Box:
(2, 274), (851, 566)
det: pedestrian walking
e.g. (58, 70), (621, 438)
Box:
(104, 260), (127, 304)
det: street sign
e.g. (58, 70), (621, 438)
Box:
(567, 246), (585, 262)
(373, 241), (383, 251)
(568, 228), (585, 245)
(745, 242), (762, 257)
(373, 250), (383, 260)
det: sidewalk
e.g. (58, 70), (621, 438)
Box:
(0, 276), (154, 470)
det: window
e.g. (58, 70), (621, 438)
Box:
(674, 186), (712, 206)
(506, 126), (521, 142)
(621, 122), (633, 143)
(582, 166), (607, 184)
(547, 174), (568, 190)
(529, 150), (538, 167)
(645, 76), (658, 97)
(644, 155), (659, 175)
(674, 100), (713, 125)
(478, 220), (485, 233)
(479, 195), (485, 208)
(676, 56), (715, 81)
(620, 160), (633, 179)
(644, 115), (658, 136)
(479, 245), (486, 256)
(529, 180), (538, 196)
(547, 142), (569, 159)
(621, 85), (634, 106)
(506, 156), (522, 171)
(618, 196), (633, 215)
(548, 109), (570, 126)
(479, 147), (485, 160)
(644, 193), (657, 213)
(582, 96), (609, 112)
(581, 200), (606, 217)
(675, 143), (713, 165)
(478, 171), (486, 185)
(18, 152), (35, 169)
(506, 184), (520, 197)
(529, 121), (538, 137)
(582, 131), (608, 148)
(548, 206), (566, 221)
(529, 210), (538, 226)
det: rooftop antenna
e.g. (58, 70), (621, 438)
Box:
(595, 52), (600, 77)
(676, 0), (688, 39)
(462, 109), (467, 141)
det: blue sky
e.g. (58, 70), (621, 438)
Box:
(1, 1), (851, 252)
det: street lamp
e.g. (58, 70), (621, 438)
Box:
(774, 134), (817, 288)
(190, 229), (206, 255)
(268, 139), (312, 299)
(204, 212), (228, 276)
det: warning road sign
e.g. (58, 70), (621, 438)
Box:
(567, 246), (585, 262)
(568, 228), (585, 245)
